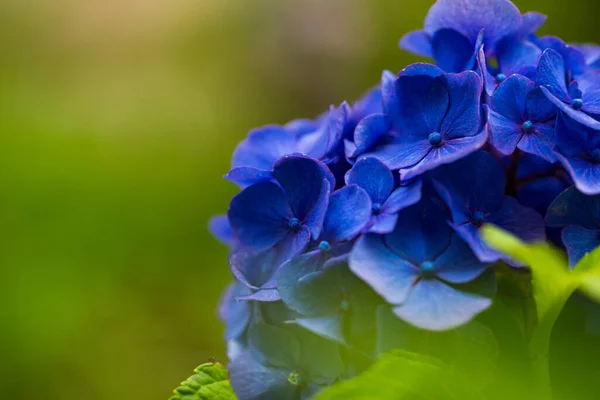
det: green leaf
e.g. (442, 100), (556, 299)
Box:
(170, 361), (237, 400)
(314, 350), (486, 400)
(480, 225), (576, 323)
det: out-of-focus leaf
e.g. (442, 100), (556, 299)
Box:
(170, 361), (236, 400)
(481, 225), (575, 322)
(314, 350), (486, 400)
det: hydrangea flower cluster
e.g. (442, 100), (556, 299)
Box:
(210, 1), (600, 398)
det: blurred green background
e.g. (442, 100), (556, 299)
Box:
(0, 1), (598, 399)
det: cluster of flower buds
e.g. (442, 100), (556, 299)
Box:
(210, 1), (600, 398)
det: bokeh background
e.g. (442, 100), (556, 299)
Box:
(1, 1), (599, 399)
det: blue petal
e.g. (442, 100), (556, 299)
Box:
(554, 113), (595, 157)
(383, 178), (423, 214)
(487, 107), (523, 156)
(229, 351), (295, 400)
(487, 196), (546, 244)
(536, 36), (586, 76)
(218, 283), (252, 340)
(525, 87), (556, 123)
(546, 186), (600, 228)
(432, 150), (506, 224)
(492, 74), (532, 123)
(350, 234), (420, 305)
(497, 40), (541, 77)
(345, 157), (394, 204)
(368, 213), (399, 235)
(232, 125), (298, 170)
(389, 74), (448, 137)
(225, 166), (274, 188)
(581, 74), (600, 115)
(228, 181), (293, 251)
(230, 250), (281, 290)
(431, 29), (474, 73)
(424, 0), (521, 48)
(516, 123), (557, 163)
(451, 222), (503, 263)
(350, 114), (390, 158)
(277, 251), (326, 313)
(435, 235), (488, 284)
(398, 63), (445, 78)
(295, 315), (344, 344)
(518, 12), (547, 38)
(518, 177), (568, 217)
(536, 49), (570, 103)
(562, 225), (600, 267)
(556, 154), (600, 196)
(322, 185), (372, 243)
(272, 155), (334, 235)
(400, 131), (487, 181)
(575, 43), (600, 68)
(475, 46), (496, 97)
(381, 71), (397, 115)
(399, 30), (433, 58)
(439, 71), (482, 139)
(208, 215), (233, 246)
(249, 323), (301, 370)
(541, 86), (600, 130)
(237, 289), (281, 302)
(392, 279), (492, 331)
(284, 118), (318, 137)
(297, 105), (341, 160)
(361, 138), (431, 171)
(384, 199), (451, 265)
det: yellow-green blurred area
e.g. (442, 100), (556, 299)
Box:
(1, 1), (599, 399)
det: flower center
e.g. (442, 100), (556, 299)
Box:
(472, 211), (486, 225)
(288, 217), (301, 231)
(522, 120), (534, 133)
(372, 203), (383, 215)
(288, 372), (301, 386)
(319, 240), (331, 253)
(571, 98), (584, 110)
(428, 132), (443, 147)
(495, 73), (506, 83)
(420, 261), (436, 276)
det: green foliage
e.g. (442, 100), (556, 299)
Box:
(314, 350), (485, 400)
(170, 362), (236, 400)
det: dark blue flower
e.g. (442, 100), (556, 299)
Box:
(228, 155), (334, 257)
(360, 65), (485, 181)
(537, 49), (600, 130)
(276, 184), (373, 318)
(554, 113), (600, 195)
(228, 324), (345, 400)
(344, 157), (422, 233)
(349, 198), (492, 331)
(546, 186), (600, 266)
(432, 151), (546, 263)
(487, 74), (557, 162)
(400, 0), (522, 74)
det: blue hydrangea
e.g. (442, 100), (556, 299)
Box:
(207, 1), (600, 398)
